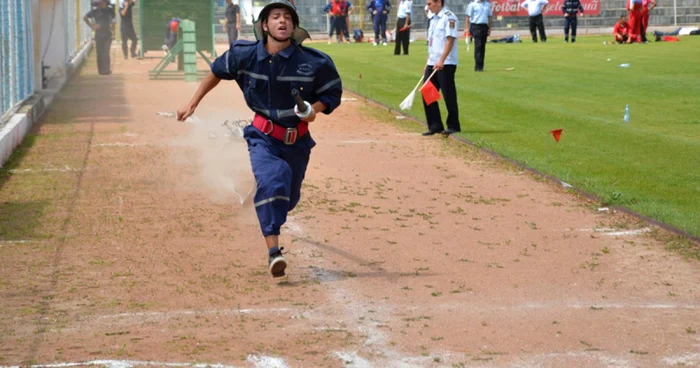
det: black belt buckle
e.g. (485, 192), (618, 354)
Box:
(284, 127), (298, 145)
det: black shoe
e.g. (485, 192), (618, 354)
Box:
(422, 130), (443, 136)
(268, 247), (287, 278)
(442, 129), (460, 136)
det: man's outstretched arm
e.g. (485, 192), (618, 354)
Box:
(176, 72), (221, 121)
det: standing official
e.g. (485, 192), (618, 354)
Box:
(640, 0), (656, 42)
(422, 0), (460, 136)
(465, 0), (492, 72)
(83, 0), (115, 75)
(120, 0), (138, 59)
(395, 0), (412, 55)
(367, 0), (391, 46)
(225, 0), (241, 44)
(176, 0), (342, 278)
(627, 0), (643, 43)
(562, 0), (584, 43)
(521, 0), (548, 42)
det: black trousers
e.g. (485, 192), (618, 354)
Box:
(335, 15), (349, 40)
(422, 65), (459, 133)
(470, 24), (488, 71)
(394, 17), (410, 55)
(95, 33), (112, 74)
(372, 14), (388, 42)
(528, 14), (546, 42)
(227, 24), (238, 44)
(564, 16), (578, 40)
(121, 25), (138, 58)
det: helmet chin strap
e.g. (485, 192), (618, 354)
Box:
(269, 34), (291, 43)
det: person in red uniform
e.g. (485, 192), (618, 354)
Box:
(627, 0), (643, 43)
(613, 15), (629, 43)
(640, 0), (657, 42)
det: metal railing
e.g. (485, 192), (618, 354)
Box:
(1, 0), (35, 121)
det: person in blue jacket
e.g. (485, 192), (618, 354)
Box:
(366, 0), (391, 46)
(176, 0), (343, 278)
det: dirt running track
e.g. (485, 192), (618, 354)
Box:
(1, 47), (699, 368)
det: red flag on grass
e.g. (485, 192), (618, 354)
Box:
(550, 129), (563, 142)
(420, 80), (441, 105)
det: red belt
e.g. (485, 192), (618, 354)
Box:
(252, 114), (309, 145)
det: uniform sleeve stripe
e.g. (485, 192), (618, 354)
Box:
(316, 78), (341, 94)
(255, 196), (290, 207)
(226, 51), (231, 75)
(277, 76), (315, 82)
(237, 70), (270, 81)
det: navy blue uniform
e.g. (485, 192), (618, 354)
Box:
(86, 5), (115, 74)
(120, 0), (138, 58)
(367, 0), (391, 44)
(210, 41), (342, 236)
(562, 0), (584, 42)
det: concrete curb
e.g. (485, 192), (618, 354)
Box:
(0, 41), (92, 168)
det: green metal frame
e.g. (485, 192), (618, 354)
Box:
(138, 0), (216, 59)
(148, 20), (211, 81)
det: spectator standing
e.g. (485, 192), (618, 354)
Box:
(465, 0), (492, 71)
(83, 0), (115, 75)
(367, 0), (391, 46)
(120, 0), (139, 58)
(562, 0), (584, 43)
(395, 0), (412, 54)
(225, 0), (241, 44)
(640, 0), (657, 42)
(521, 0), (548, 42)
(627, 0), (643, 43)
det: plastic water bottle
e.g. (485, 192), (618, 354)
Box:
(623, 104), (630, 123)
(619, 63), (631, 68)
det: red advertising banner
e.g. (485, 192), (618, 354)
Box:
(492, 0), (601, 16)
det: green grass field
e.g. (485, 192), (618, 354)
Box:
(312, 35), (700, 238)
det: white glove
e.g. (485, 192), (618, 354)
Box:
(294, 101), (313, 119)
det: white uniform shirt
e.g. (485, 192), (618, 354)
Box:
(427, 7), (459, 66)
(397, 0), (412, 18)
(520, 0), (548, 16)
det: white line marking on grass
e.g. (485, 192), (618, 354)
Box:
(283, 217), (304, 236)
(93, 143), (145, 147)
(2, 360), (239, 368)
(662, 354), (700, 366)
(335, 352), (373, 368)
(341, 98), (358, 101)
(246, 355), (289, 368)
(90, 307), (295, 322)
(9, 166), (78, 173)
(578, 227), (651, 236)
(339, 140), (379, 144)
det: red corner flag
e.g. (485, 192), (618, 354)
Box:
(550, 129), (563, 142)
(420, 80), (441, 105)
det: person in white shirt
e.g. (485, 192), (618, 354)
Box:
(521, 0), (548, 42)
(421, 0), (460, 136)
(395, 0), (412, 55)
